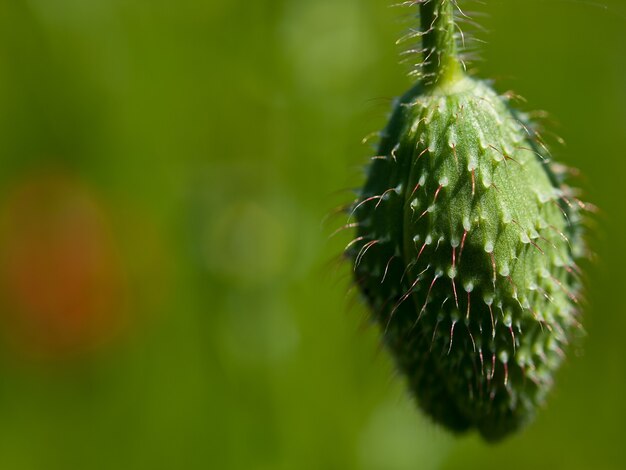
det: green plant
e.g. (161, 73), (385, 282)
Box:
(347, 0), (587, 441)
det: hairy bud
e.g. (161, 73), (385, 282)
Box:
(347, 0), (586, 441)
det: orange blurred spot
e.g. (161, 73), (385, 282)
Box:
(0, 172), (127, 360)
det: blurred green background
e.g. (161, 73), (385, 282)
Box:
(0, 0), (623, 468)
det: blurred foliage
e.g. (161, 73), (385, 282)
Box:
(0, 0), (623, 469)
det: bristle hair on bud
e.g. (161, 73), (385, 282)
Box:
(344, 0), (589, 441)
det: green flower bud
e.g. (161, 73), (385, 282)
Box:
(348, 0), (586, 441)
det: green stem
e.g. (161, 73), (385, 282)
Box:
(420, 0), (463, 87)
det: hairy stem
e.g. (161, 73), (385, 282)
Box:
(420, 0), (462, 87)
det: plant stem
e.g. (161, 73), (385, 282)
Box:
(420, 0), (463, 87)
